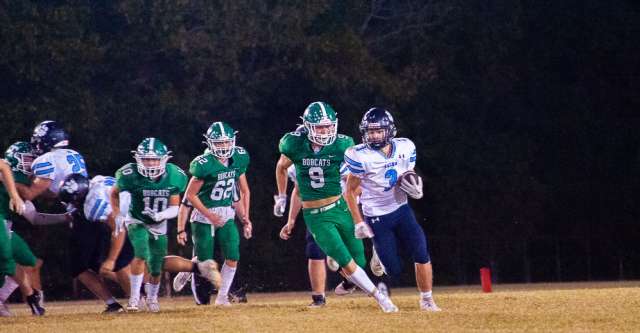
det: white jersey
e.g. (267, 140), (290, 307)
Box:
(287, 163), (350, 193)
(31, 148), (88, 194)
(344, 138), (417, 216)
(84, 175), (131, 223)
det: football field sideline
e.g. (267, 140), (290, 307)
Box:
(2, 281), (639, 332)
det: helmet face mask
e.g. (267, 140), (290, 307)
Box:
(133, 138), (171, 179)
(31, 120), (69, 156)
(359, 107), (397, 150)
(302, 102), (338, 146)
(5, 141), (35, 175)
(204, 122), (236, 159)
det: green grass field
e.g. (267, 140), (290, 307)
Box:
(2, 281), (639, 332)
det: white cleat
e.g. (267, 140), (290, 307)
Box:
(377, 295), (399, 313)
(334, 281), (357, 296)
(370, 247), (386, 277)
(0, 301), (14, 317)
(127, 295), (146, 312)
(215, 296), (232, 307)
(198, 260), (222, 289)
(326, 256), (339, 272)
(146, 297), (160, 313)
(420, 298), (442, 312)
(377, 282), (389, 297)
(173, 272), (192, 292)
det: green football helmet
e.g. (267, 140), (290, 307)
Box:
(132, 137), (171, 179)
(204, 122), (237, 159)
(4, 141), (35, 175)
(301, 101), (338, 146)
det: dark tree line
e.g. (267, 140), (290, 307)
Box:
(1, 1), (639, 298)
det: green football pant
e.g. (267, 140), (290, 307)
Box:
(303, 197), (366, 268)
(127, 224), (167, 277)
(191, 219), (240, 261)
(0, 219), (15, 280)
(11, 232), (36, 267)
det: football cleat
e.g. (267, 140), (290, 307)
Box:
(146, 297), (160, 313)
(377, 282), (390, 297)
(26, 291), (45, 316)
(214, 295), (232, 307)
(103, 302), (125, 314)
(308, 294), (326, 308)
(334, 281), (357, 296)
(173, 272), (192, 292)
(377, 295), (399, 313)
(0, 301), (14, 317)
(191, 273), (212, 305)
(228, 286), (248, 303)
(420, 297), (442, 312)
(126, 296), (142, 312)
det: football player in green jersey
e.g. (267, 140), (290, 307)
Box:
(274, 101), (398, 312)
(176, 122), (252, 306)
(110, 138), (220, 312)
(0, 142), (45, 316)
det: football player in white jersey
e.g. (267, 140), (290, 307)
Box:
(58, 174), (133, 313)
(344, 108), (441, 312)
(0, 121), (88, 310)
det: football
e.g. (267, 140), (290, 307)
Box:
(398, 170), (419, 187)
(397, 170), (423, 199)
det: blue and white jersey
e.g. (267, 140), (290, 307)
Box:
(344, 138), (417, 216)
(287, 163), (350, 193)
(84, 175), (131, 223)
(31, 149), (88, 194)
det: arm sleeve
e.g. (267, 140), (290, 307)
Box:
(31, 155), (56, 180)
(189, 157), (208, 179)
(408, 140), (417, 169)
(278, 134), (295, 159)
(344, 147), (366, 179)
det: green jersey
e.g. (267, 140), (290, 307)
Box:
(0, 169), (30, 219)
(279, 132), (354, 201)
(116, 162), (187, 224)
(189, 146), (249, 208)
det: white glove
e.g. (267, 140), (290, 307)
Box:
(142, 206), (179, 222)
(399, 174), (423, 199)
(141, 208), (162, 222)
(114, 215), (126, 236)
(354, 222), (374, 239)
(273, 194), (287, 217)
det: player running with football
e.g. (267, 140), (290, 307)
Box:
(110, 137), (220, 312)
(275, 101), (398, 312)
(344, 107), (441, 311)
(174, 122), (252, 306)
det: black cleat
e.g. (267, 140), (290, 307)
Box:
(26, 292), (45, 316)
(228, 286), (248, 303)
(103, 302), (125, 314)
(191, 272), (212, 305)
(308, 294), (326, 308)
